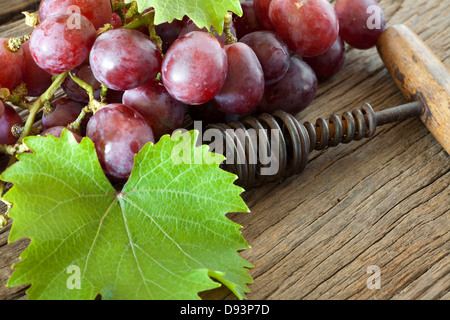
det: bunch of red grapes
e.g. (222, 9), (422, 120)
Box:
(0, 0), (386, 182)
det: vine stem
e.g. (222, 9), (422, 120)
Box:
(123, 10), (154, 29)
(18, 72), (68, 144)
(224, 12), (237, 45)
(0, 142), (29, 155)
(123, 9), (163, 51)
(7, 72), (68, 167)
(66, 73), (107, 133)
(0, 180), (12, 228)
(69, 72), (95, 101)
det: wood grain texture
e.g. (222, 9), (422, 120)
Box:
(0, 0), (449, 300)
(0, 0), (40, 24)
(377, 24), (450, 154)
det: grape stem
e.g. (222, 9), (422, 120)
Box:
(224, 12), (237, 45)
(66, 73), (107, 133)
(7, 34), (31, 52)
(7, 83), (31, 110)
(100, 84), (108, 102)
(111, 0), (132, 26)
(18, 72), (68, 144)
(7, 72), (69, 167)
(0, 214), (7, 229)
(0, 85), (30, 110)
(11, 124), (40, 138)
(123, 9), (154, 29)
(22, 11), (39, 27)
(124, 1), (139, 19)
(67, 106), (91, 134)
(0, 142), (29, 155)
(69, 72), (95, 101)
(123, 9), (163, 51)
(0, 180), (12, 228)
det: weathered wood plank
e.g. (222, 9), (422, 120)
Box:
(0, 0), (449, 300)
(0, 0), (40, 24)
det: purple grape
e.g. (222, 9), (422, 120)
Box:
(240, 30), (290, 85)
(258, 57), (318, 115)
(39, 0), (113, 30)
(122, 80), (186, 139)
(213, 42), (264, 114)
(269, 0), (339, 57)
(62, 61), (125, 104)
(234, 1), (264, 39)
(303, 36), (346, 79)
(29, 13), (97, 75)
(335, 0), (386, 49)
(89, 28), (162, 91)
(155, 19), (185, 53)
(0, 102), (24, 145)
(86, 103), (155, 181)
(0, 38), (26, 91)
(161, 31), (228, 105)
(41, 98), (85, 131)
(61, 61), (102, 103)
(253, 0), (275, 30)
(41, 126), (83, 143)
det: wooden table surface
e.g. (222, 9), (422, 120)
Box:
(0, 0), (449, 300)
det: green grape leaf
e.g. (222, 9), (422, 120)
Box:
(2, 129), (252, 300)
(128, 0), (243, 34)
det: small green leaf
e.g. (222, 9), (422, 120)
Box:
(128, 0), (243, 34)
(2, 129), (252, 300)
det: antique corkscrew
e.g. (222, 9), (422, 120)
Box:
(206, 25), (450, 189)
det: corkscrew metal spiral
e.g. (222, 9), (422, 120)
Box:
(206, 101), (424, 189)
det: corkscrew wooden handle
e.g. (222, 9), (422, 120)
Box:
(377, 24), (450, 154)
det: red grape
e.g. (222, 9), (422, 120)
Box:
(335, 0), (386, 49)
(303, 36), (346, 79)
(161, 31), (228, 105)
(39, 0), (113, 30)
(61, 61), (102, 103)
(21, 41), (53, 97)
(110, 13), (123, 29)
(239, 30), (290, 85)
(61, 61), (124, 104)
(41, 126), (83, 143)
(155, 20), (185, 53)
(0, 38), (26, 91)
(213, 42), (264, 114)
(179, 20), (237, 44)
(41, 98), (85, 132)
(234, 1), (264, 39)
(29, 13), (96, 75)
(0, 102), (24, 145)
(122, 80), (186, 139)
(258, 57), (318, 115)
(269, 0), (339, 57)
(86, 103), (155, 181)
(253, 0), (274, 30)
(89, 28), (162, 91)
